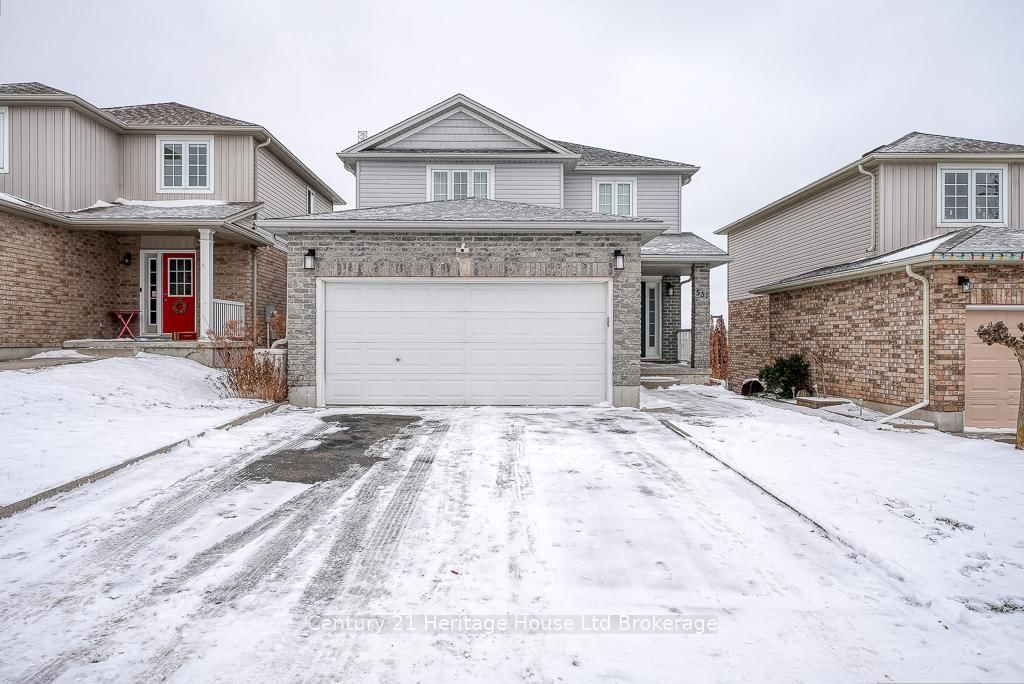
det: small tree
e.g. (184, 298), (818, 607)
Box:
(976, 320), (1024, 450)
(710, 316), (729, 380)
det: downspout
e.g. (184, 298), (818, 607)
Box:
(252, 136), (271, 347)
(254, 136), (271, 202)
(857, 164), (877, 252)
(878, 265), (929, 424)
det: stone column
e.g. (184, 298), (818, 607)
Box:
(660, 276), (681, 363)
(690, 263), (711, 369)
(198, 228), (215, 338)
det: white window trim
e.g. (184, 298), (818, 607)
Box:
(936, 163), (1007, 228)
(0, 106), (8, 174)
(424, 165), (495, 201)
(591, 177), (638, 217)
(156, 136), (214, 193)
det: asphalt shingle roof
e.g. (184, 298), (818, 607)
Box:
(870, 132), (1024, 155)
(72, 201), (260, 221)
(0, 82), (71, 96)
(102, 102), (257, 127)
(278, 197), (662, 223)
(759, 226), (1024, 291)
(642, 233), (728, 258)
(553, 140), (697, 169)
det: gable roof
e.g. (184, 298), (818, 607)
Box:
(0, 82), (71, 96)
(103, 102), (257, 127)
(869, 131), (1024, 156)
(553, 140), (697, 170)
(753, 226), (1024, 293)
(641, 233), (729, 262)
(717, 130), (1024, 236)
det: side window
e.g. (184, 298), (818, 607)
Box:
(307, 188), (316, 214)
(0, 106), (8, 174)
(593, 178), (636, 216)
(429, 168), (492, 200)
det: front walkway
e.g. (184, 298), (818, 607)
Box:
(1, 398), (1020, 681)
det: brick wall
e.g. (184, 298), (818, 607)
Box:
(729, 264), (1024, 412)
(255, 247), (287, 344)
(286, 231), (642, 407)
(727, 295), (770, 389)
(0, 210), (120, 347)
(213, 242), (253, 335)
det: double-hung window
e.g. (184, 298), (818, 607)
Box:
(306, 187), (316, 214)
(428, 167), (492, 201)
(593, 178), (636, 216)
(0, 106), (8, 174)
(159, 137), (212, 192)
(938, 166), (1006, 224)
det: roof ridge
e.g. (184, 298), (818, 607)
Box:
(933, 226), (983, 254)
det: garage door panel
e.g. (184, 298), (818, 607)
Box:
(322, 280), (610, 405)
(965, 309), (1022, 429)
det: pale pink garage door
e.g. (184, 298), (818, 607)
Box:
(965, 309), (1022, 429)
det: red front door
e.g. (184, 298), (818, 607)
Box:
(162, 253), (196, 336)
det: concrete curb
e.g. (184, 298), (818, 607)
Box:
(0, 402), (286, 520)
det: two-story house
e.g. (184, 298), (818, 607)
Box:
(719, 132), (1024, 432)
(261, 94), (729, 408)
(0, 82), (343, 361)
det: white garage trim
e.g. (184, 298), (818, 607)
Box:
(314, 277), (614, 406)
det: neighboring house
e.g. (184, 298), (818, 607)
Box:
(719, 132), (1024, 431)
(261, 94), (728, 408)
(0, 82), (343, 360)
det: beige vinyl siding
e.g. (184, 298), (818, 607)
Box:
(492, 163), (561, 207)
(1010, 163), (1024, 229)
(358, 161), (425, 207)
(0, 106), (68, 209)
(67, 109), (120, 210)
(121, 134), (253, 201)
(564, 173), (683, 231)
(381, 111), (536, 151)
(727, 173), (871, 300)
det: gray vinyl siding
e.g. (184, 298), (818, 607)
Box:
(67, 109), (120, 210)
(121, 134), (253, 202)
(727, 173), (872, 300)
(878, 161), (1024, 252)
(357, 160), (563, 208)
(0, 106), (69, 210)
(256, 147), (334, 218)
(564, 173), (683, 232)
(382, 111), (535, 151)
(493, 163), (561, 207)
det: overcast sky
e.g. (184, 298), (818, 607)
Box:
(3, 0), (1023, 316)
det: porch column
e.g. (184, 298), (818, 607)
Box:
(198, 228), (215, 338)
(691, 263), (711, 369)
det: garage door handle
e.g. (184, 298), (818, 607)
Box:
(394, 357), (402, 362)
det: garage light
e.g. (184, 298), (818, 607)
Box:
(613, 250), (625, 271)
(665, 281), (675, 297)
(958, 275), (971, 293)
(304, 248), (316, 270)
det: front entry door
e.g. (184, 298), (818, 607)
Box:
(162, 253), (195, 335)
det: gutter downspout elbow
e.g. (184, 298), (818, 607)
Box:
(857, 164), (877, 253)
(878, 265), (929, 424)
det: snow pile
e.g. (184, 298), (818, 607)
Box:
(114, 197), (228, 207)
(657, 385), (1024, 615)
(0, 353), (265, 505)
(27, 350), (95, 360)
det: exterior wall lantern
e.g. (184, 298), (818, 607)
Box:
(303, 248), (316, 270)
(958, 275), (971, 294)
(613, 250), (625, 271)
(121, 252), (132, 266)
(665, 281), (675, 297)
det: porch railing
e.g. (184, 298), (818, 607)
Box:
(212, 299), (245, 337)
(677, 328), (693, 367)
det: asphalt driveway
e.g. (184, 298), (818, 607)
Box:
(0, 400), (1009, 682)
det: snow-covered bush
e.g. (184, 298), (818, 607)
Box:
(758, 354), (811, 397)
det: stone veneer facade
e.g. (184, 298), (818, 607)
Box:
(728, 264), (1024, 430)
(0, 209), (287, 353)
(285, 231), (644, 408)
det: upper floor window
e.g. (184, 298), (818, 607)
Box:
(0, 107), (8, 174)
(593, 178), (636, 216)
(307, 187), (316, 214)
(158, 137), (212, 192)
(428, 167), (493, 201)
(938, 165), (1005, 224)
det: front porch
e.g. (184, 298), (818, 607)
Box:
(62, 338), (250, 368)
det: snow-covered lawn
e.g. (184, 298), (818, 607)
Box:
(654, 384), (1024, 617)
(0, 353), (265, 505)
(1, 398), (1022, 682)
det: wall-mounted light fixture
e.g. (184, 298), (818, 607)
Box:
(303, 248), (316, 270)
(665, 281), (675, 297)
(613, 250), (625, 271)
(122, 253), (132, 266)
(958, 275), (971, 294)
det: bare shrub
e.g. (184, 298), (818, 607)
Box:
(209, 325), (286, 402)
(709, 316), (729, 380)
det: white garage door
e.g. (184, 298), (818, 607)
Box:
(321, 279), (610, 405)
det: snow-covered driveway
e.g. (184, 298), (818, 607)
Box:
(1, 399), (1021, 682)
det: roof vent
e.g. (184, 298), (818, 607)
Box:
(357, 130), (368, 142)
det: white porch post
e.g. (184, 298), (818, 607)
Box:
(198, 228), (215, 338)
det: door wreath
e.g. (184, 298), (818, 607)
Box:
(171, 299), (188, 315)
